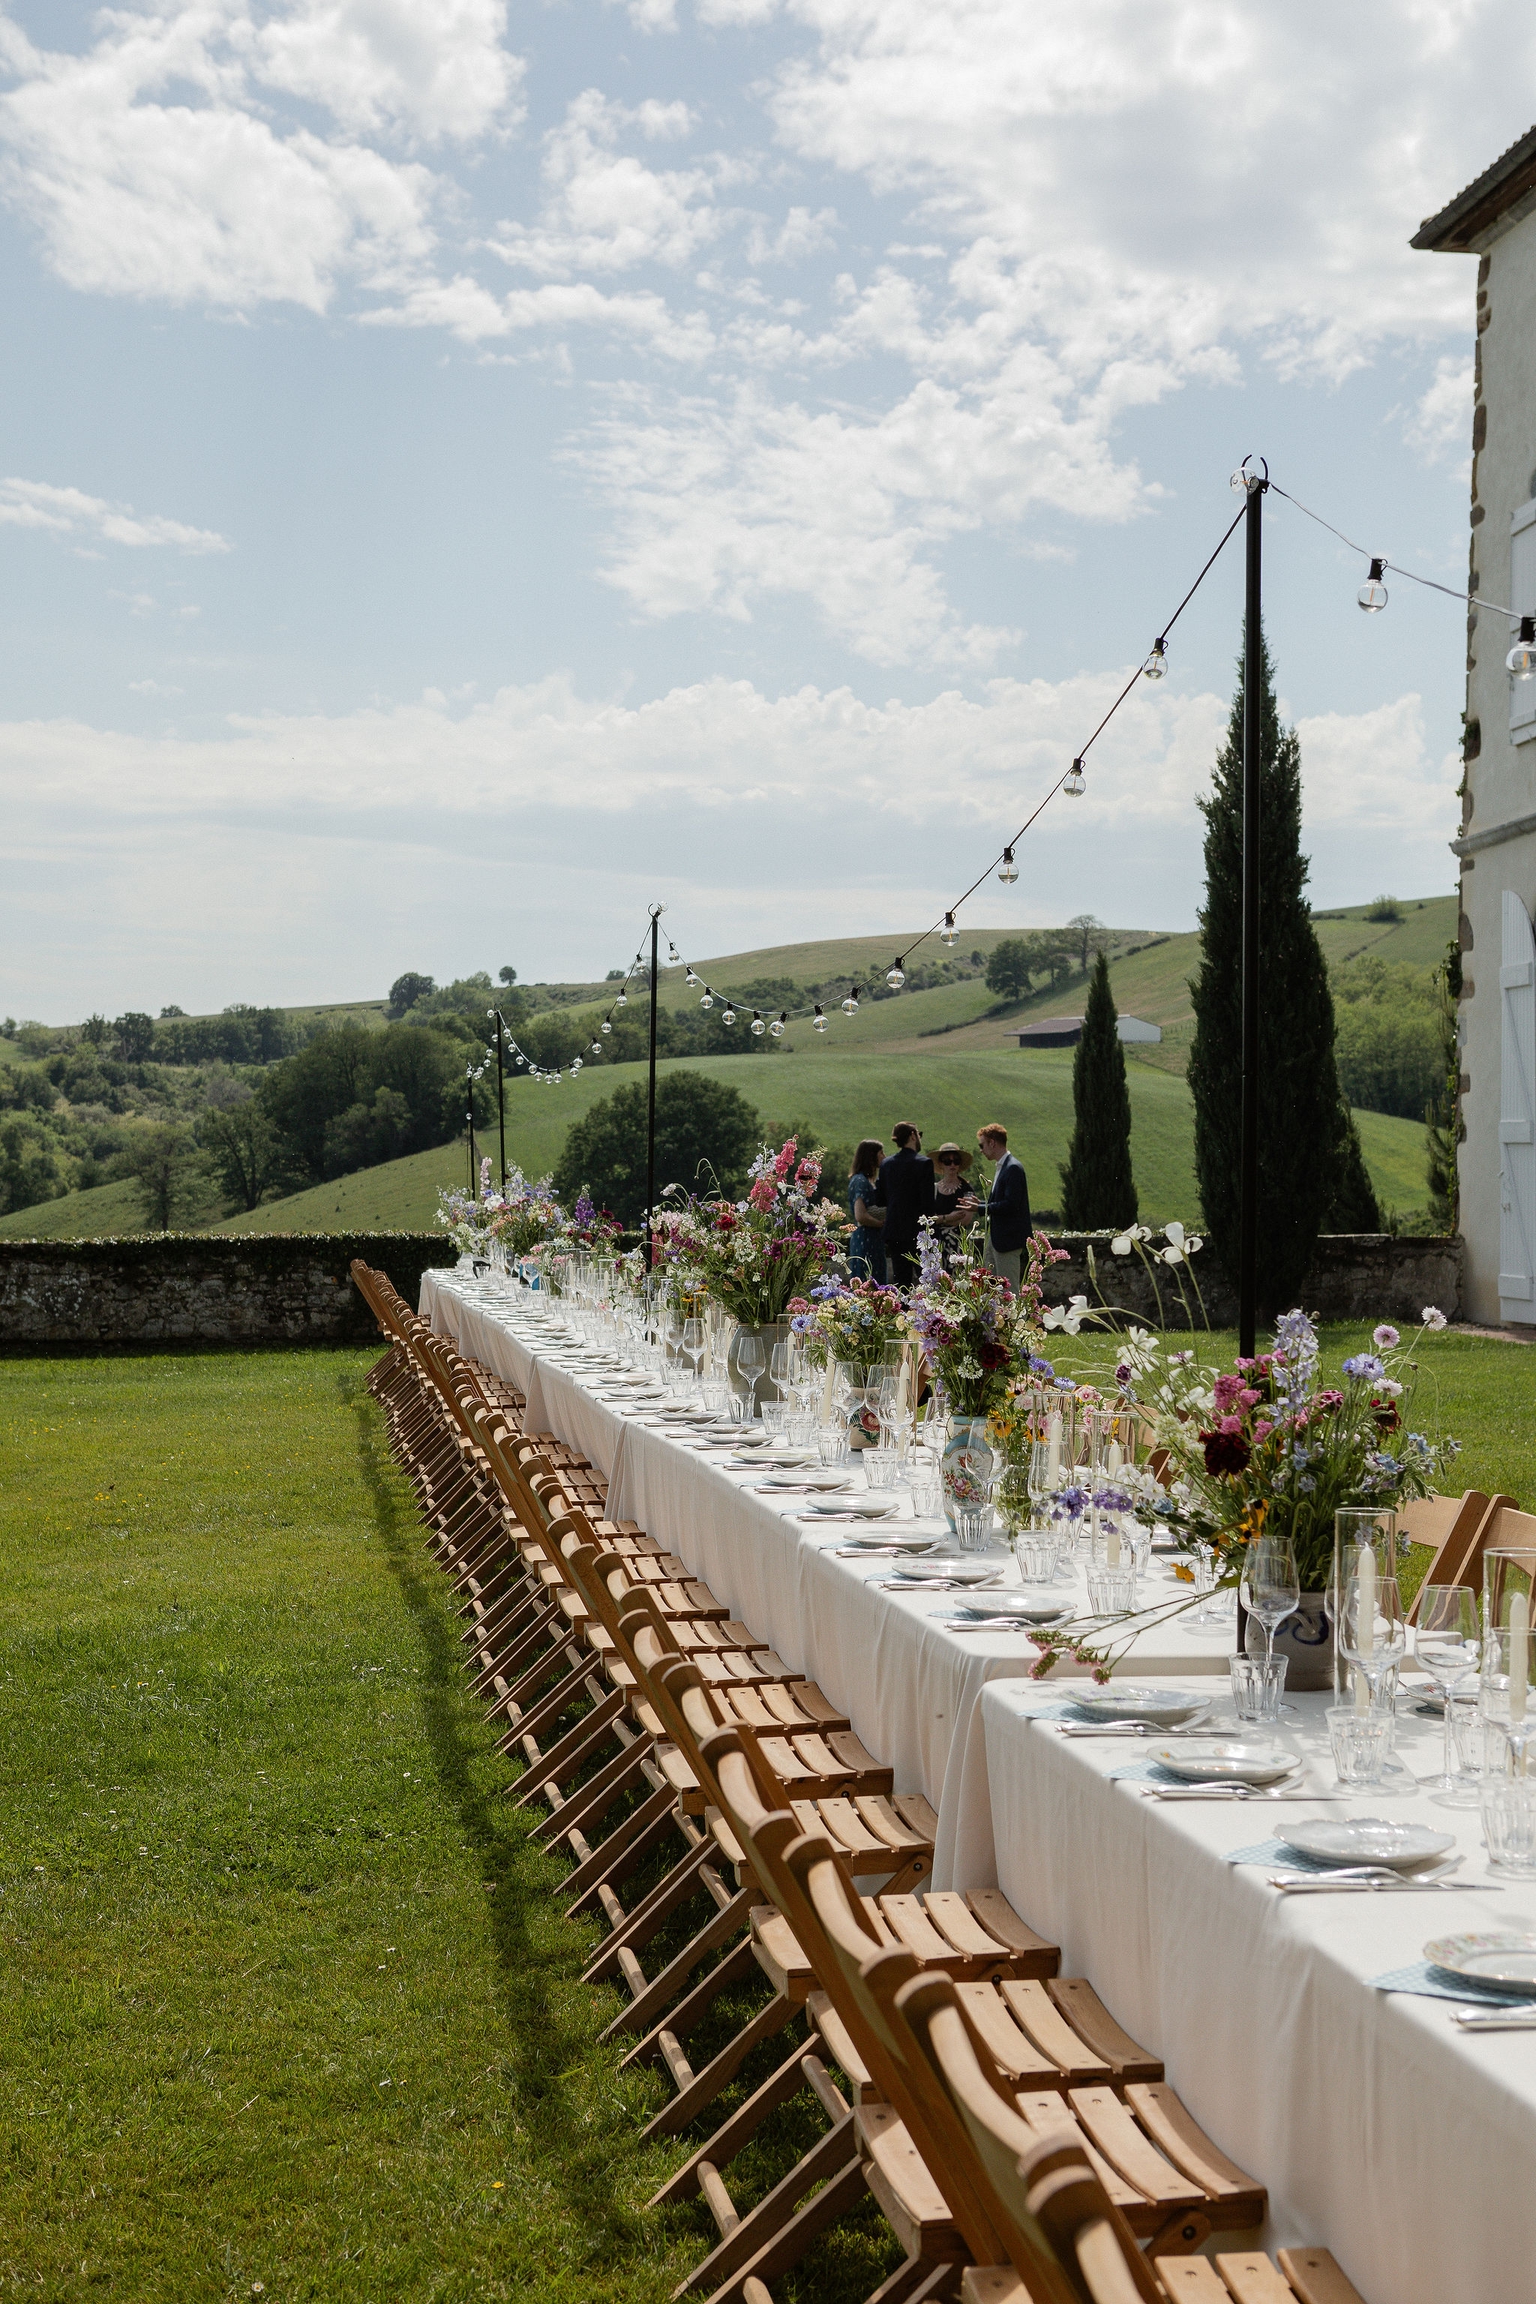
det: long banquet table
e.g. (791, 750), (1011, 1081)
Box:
(421, 1268), (1241, 1889)
(981, 1678), (1536, 2304)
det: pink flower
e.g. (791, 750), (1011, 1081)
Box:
(1314, 1388), (1344, 1413)
(1237, 1386), (1261, 1411)
(1212, 1373), (1245, 1413)
(796, 1159), (821, 1191)
(748, 1179), (778, 1211)
(773, 1137), (798, 1180)
(1252, 1419), (1273, 1443)
(1372, 1324), (1400, 1350)
(1218, 1414), (1245, 1436)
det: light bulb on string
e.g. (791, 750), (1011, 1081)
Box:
(769, 1012), (787, 1039)
(571, 1057), (583, 1072)
(722, 1003), (737, 1024)
(813, 1005), (828, 1032)
(841, 987), (860, 1015)
(615, 990), (627, 1009)
(1509, 615), (1536, 679)
(750, 1010), (766, 1036)
(685, 966), (700, 987)
(886, 959), (906, 990)
(1063, 757), (1087, 797)
(590, 1041), (601, 1056)
(1142, 637), (1168, 680)
(998, 848), (1018, 885)
(1358, 557), (1389, 613)
(667, 943), (681, 966)
(600, 1019), (612, 1036)
(699, 988), (714, 1010)
(939, 913), (959, 947)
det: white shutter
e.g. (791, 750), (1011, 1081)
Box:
(1499, 888), (1536, 1321)
(1510, 502), (1536, 743)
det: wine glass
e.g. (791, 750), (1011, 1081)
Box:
(681, 1316), (705, 1388)
(1240, 1532), (1299, 1665)
(1339, 1560), (1406, 1709)
(1414, 1582), (1480, 1803)
(735, 1332), (765, 1424)
(769, 1337), (794, 1406)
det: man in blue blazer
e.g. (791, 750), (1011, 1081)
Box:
(976, 1123), (1031, 1285)
(877, 1122), (935, 1285)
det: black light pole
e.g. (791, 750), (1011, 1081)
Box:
(1238, 461), (1267, 1362)
(490, 1009), (508, 1190)
(645, 903), (663, 1266)
(465, 1064), (478, 1195)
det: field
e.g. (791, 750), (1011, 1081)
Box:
(0, 1350), (902, 2304)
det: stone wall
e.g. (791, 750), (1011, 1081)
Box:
(1040, 1232), (1464, 1330)
(0, 1235), (444, 1351)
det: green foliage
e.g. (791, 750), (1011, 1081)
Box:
(386, 969), (435, 1018)
(256, 1020), (478, 1187)
(1330, 956), (1440, 1119)
(1426, 939), (1463, 1230)
(1188, 625), (1350, 1307)
(154, 1004), (295, 1066)
(111, 1120), (206, 1232)
(985, 938), (1037, 1001)
(1059, 953), (1137, 1229)
(983, 933), (1078, 1005)
(196, 1100), (294, 1213)
(553, 1074), (764, 1225)
(113, 1011), (157, 1063)
(1365, 895), (1404, 922)
(0, 1118), (66, 1215)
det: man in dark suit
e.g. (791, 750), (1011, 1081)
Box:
(976, 1123), (1032, 1286)
(877, 1122), (935, 1285)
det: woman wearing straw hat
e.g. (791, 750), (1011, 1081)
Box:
(931, 1142), (980, 1260)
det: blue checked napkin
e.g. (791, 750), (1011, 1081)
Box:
(1369, 1960), (1536, 2007)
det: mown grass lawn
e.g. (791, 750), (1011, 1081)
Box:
(0, 1350), (862, 2303)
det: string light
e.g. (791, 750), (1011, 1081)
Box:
(685, 965), (700, 987)
(939, 913), (959, 946)
(1063, 758), (1086, 797)
(721, 1002), (737, 1024)
(750, 1010), (766, 1036)
(1509, 616), (1536, 680)
(1142, 638), (1168, 679)
(1358, 557), (1388, 613)
(699, 986), (714, 1009)
(813, 1005), (828, 1032)
(769, 1012), (787, 1038)
(886, 959), (906, 989)
(997, 848), (1018, 885)
(841, 988), (860, 1015)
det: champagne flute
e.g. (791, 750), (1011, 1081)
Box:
(1240, 1532), (1300, 1665)
(1415, 1582), (1480, 1801)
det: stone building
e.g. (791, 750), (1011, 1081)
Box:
(1414, 129), (1536, 1325)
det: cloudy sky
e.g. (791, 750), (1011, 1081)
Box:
(0, 0), (1525, 1018)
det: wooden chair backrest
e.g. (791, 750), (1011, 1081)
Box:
(881, 1969), (1158, 2304)
(1399, 1490), (1493, 1621)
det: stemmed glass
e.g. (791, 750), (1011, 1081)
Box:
(1339, 1559), (1407, 1709)
(735, 1332), (765, 1425)
(769, 1337), (793, 1409)
(1240, 1532), (1300, 1665)
(681, 1317), (706, 1390)
(1414, 1583), (1480, 1803)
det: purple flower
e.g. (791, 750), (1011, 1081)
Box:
(1342, 1353), (1385, 1384)
(1028, 1355), (1055, 1378)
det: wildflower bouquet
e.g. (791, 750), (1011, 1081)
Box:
(1116, 1306), (1459, 1592)
(654, 1137), (847, 1324)
(564, 1190), (625, 1253)
(787, 1276), (909, 1371)
(906, 1228), (1065, 1415)
(484, 1167), (566, 1261)
(435, 1159), (514, 1257)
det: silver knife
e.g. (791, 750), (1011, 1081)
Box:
(1451, 2006), (1536, 2029)
(1271, 1877), (1503, 1894)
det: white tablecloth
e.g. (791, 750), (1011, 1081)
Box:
(419, 1269), (1243, 1888)
(980, 1680), (1536, 2304)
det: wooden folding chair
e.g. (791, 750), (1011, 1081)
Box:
(1399, 1490), (1501, 1621)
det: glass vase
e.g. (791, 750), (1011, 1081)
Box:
(941, 1416), (996, 1538)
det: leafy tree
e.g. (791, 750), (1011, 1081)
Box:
(1426, 939), (1463, 1231)
(160, 1004), (186, 1018)
(113, 1012), (156, 1063)
(553, 1074), (763, 1227)
(257, 1020), (473, 1183)
(197, 1102), (291, 1213)
(498, 964), (518, 986)
(114, 1122), (201, 1231)
(985, 938), (1038, 1001)
(323, 1087), (412, 1176)
(1333, 1004), (1440, 1119)
(0, 1118), (65, 1215)
(80, 1014), (109, 1047)
(387, 971), (435, 1020)
(1059, 952), (1137, 1229)
(1188, 623), (1355, 1306)
(1065, 914), (1107, 973)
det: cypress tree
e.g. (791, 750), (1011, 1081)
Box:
(1059, 950), (1138, 1228)
(1327, 1105), (1381, 1233)
(1188, 623), (1349, 1307)
(1425, 938), (1463, 1231)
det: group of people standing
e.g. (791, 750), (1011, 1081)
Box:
(846, 1123), (1033, 1288)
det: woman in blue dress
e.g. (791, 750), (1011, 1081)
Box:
(847, 1140), (887, 1281)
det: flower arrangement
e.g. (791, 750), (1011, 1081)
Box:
(906, 1227), (1065, 1415)
(564, 1189), (625, 1253)
(1020, 1305), (1460, 1681)
(435, 1164), (564, 1260)
(787, 1275), (909, 1371)
(652, 1137), (847, 1324)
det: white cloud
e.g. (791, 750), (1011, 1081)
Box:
(128, 678), (185, 697)
(241, 0), (524, 146)
(1403, 353), (1475, 465)
(0, 478), (230, 553)
(363, 274), (715, 358)
(490, 90), (721, 278)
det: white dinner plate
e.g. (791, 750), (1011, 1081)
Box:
(808, 1495), (898, 1519)
(836, 1534), (935, 1552)
(950, 1593), (1073, 1624)
(1148, 1739), (1297, 1786)
(1068, 1686), (1211, 1728)
(800, 1470), (851, 1491)
(1423, 1932), (1536, 1994)
(1278, 1818), (1456, 1871)
(888, 1556), (1003, 1584)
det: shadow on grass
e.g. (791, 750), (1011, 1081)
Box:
(340, 1361), (671, 2280)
